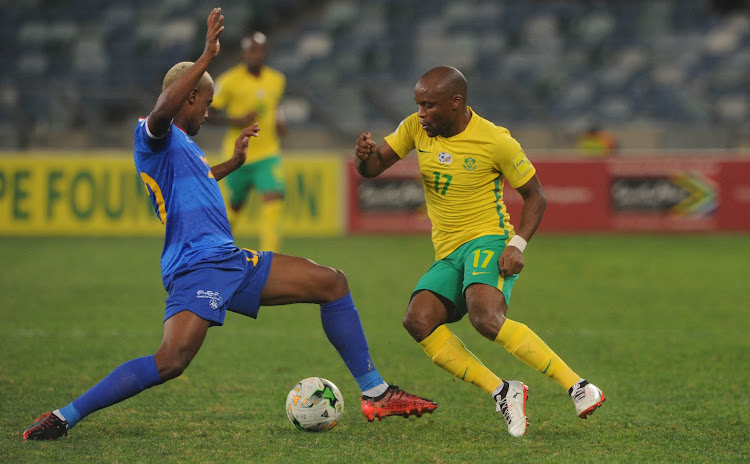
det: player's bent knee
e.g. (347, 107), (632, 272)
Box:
(402, 311), (431, 341)
(318, 266), (350, 302)
(402, 314), (416, 335)
(157, 357), (191, 381)
(332, 267), (349, 293)
(154, 347), (198, 381)
(159, 366), (183, 381)
(469, 312), (505, 341)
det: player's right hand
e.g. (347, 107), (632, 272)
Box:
(232, 123), (260, 167)
(498, 246), (524, 277)
(204, 8), (225, 59)
(355, 132), (376, 161)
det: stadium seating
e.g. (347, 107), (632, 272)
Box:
(2, 0), (749, 150)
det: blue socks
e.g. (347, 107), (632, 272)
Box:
(58, 355), (162, 429)
(320, 293), (385, 392)
(55, 295), (381, 428)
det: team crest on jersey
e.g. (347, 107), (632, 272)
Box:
(197, 290), (222, 309)
(463, 156), (477, 171)
(437, 152), (453, 164)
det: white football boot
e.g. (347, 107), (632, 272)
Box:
(569, 379), (605, 419)
(493, 380), (529, 437)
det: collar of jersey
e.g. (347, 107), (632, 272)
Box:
(173, 122), (187, 134)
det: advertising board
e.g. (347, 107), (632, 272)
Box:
(0, 153), (343, 237)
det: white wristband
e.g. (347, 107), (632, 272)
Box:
(508, 235), (528, 253)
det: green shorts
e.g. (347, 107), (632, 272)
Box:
(225, 155), (285, 207)
(413, 235), (518, 320)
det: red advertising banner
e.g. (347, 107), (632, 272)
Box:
(347, 156), (750, 233)
(503, 159), (610, 231)
(606, 158), (720, 231)
(346, 157), (431, 234)
(716, 159), (750, 230)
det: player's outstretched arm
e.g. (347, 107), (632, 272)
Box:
(498, 174), (546, 277)
(148, 8), (225, 138)
(354, 132), (400, 178)
(211, 123), (260, 181)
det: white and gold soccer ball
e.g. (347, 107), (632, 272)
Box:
(285, 377), (344, 432)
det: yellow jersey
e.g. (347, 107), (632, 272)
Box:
(212, 64), (285, 163)
(384, 108), (536, 260)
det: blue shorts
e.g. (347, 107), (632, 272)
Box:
(164, 248), (273, 326)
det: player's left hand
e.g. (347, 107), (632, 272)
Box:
(204, 8), (225, 60)
(498, 246), (524, 277)
(232, 122), (260, 167)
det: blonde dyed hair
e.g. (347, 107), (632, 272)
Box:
(162, 61), (214, 91)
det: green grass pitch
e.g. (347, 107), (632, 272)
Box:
(1, 234), (748, 463)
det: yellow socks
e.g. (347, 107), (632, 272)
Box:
(419, 321), (581, 393)
(228, 199), (282, 250)
(495, 319), (579, 390)
(259, 199), (282, 252)
(419, 325), (502, 395)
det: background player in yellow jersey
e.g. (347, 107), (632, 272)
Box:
(353, 66), (605, 437)
(210, 32), (286, 251)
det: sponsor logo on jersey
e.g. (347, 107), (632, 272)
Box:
(512, 150), (531, 176)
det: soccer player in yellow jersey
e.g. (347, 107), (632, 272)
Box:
(210, 32), (286, 251)
(354, 66), (605, 437)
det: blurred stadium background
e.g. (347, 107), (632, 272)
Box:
(3, 0), (750, 152)
(2, 4), (749, 461)
(2, 0), (750, 238)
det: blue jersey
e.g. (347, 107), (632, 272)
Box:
(134, 117), (236, 286)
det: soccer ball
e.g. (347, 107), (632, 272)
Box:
(286, 377), (344, 432)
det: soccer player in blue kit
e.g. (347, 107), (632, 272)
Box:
(23, 8), (436, 441)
